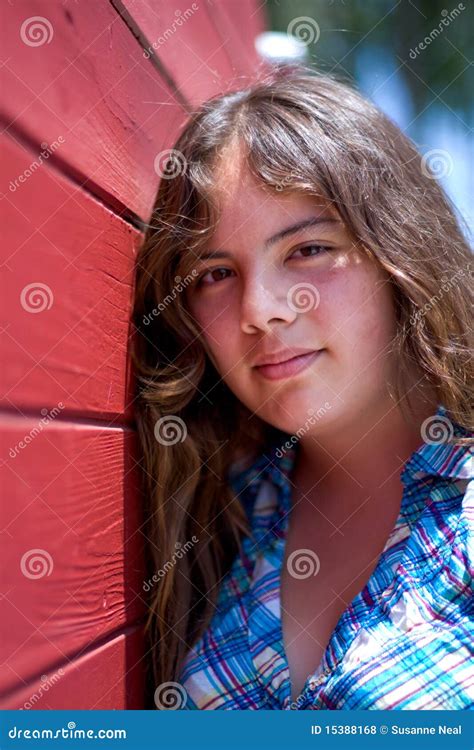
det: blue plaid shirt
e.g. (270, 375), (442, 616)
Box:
(177, 405), (473, 709)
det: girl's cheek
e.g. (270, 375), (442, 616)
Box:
(189, 296), (225, 330)
(308, 265), (354, 316)
(307, 265), (382, 341)
(295, 254), (356, 306)
(202, 316), (237, 362)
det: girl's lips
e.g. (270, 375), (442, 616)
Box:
(254, 349), (323, 381)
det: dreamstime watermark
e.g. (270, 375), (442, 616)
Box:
(20, 282), (54, 313)
(154, 681), (188, 709)
(20, 669), (65, 710)
(143, 4), (199, 58)
(153, 148), (187, 179)
(287, 548), (321, 579)
(421, 414), (454, 444)
(20, 16), (54, 46)
(143, 536), (199, 592)
(409, 3), (466, 59)
(9, 404), (65, 458)
(420, 148), (454, 180)
(8, 724), (127, 740)
(143, 270), (198, 325)
(275, 170), (299, 192)
(289, 693), (307, 710)
(154, 415), (187, 445)
(287, 282), (320, 313)
(276, 402), (332, 458)
(20, 549), (54, 580)
(288, 673), (330, 710)
(287, 16), (320, 45)
(9, 138), (65, 192)
(409, 267), (467, 325)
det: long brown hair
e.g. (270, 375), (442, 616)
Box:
(131, 64), (473, 693)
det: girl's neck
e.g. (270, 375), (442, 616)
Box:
(292, 390), (439, 499)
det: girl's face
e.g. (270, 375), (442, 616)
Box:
(185, 152), (399, 437)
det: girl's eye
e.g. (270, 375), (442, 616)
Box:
(289, 244), (331, 259)
(195, 244), (331, 288)
(196, 267), (233, 287)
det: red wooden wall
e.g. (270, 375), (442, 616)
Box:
(0, 0), (268, 709)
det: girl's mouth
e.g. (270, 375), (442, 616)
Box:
(254, 350), (324, 381)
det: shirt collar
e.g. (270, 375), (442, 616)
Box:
(401, 404), (473, 482)
(229, 403), (473, 530)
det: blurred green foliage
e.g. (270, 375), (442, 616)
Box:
(266, 0), (472, 124)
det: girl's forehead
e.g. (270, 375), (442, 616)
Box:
(211, 181), (340, 232)
(209, 137), (337, 214)
(210, 162), (330, 212)
(210, 152), (260, 205)
(206, 144), (342, 240)
(210, 156), (331, 213)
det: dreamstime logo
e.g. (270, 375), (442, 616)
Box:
(287, 16), (320, 45)
(154, 415), (187, 445)
(274, 171), (299, 192)
(289, 693), (307, 710)
(20, 549), (54, 579)
(154, 681), (187, 710)
(421, 148), (453, 179)
(143, 4), (199, 58)
(286, 549), (320, 579)
(154, 149), (187, 179)
(9, 404), (65, 458)
(142, 270), (198, 325)
(409, 267), (466, 325)
(276, 402), (332, 458)
(143, 536), (199, 592)
(9, 137), (65, 192)
(20, 283), (53, 313)
(20, 16), (54, 46)
(287, 282), (320, 313)
(421, 414), (454, 444)
(20, 669), (65, 709)
(8, 723), (127, 739)
(409, 3), (466, 59)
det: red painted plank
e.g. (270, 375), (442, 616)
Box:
(0, 416), (145, 697)
(205, 0), (269, 80)
(2, 625), (145, 709)
(117, 0), (239, 104)
(0, 134), (140, 422)
(0, 0), (187, 220)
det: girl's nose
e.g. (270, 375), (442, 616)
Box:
(239, 276), (299, 334)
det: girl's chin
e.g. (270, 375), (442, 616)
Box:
(262, 397), (336, 435)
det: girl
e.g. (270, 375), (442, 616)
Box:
(132, 65), (473, 710)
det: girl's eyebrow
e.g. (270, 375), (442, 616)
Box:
(265, 215), (340, 248)
(198, 215), (340, 261)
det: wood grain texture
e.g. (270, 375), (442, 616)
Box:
(1, 134), (140, 423)
(2, 625), (145, 709)
(1, 0), (269, 711)
(0, 415), (145, 697)
(205, 0), (268, 78)
(0, 0), (188, 220)
(117, 0), (239, 104)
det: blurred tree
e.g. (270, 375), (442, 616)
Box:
(266, 0), (472, 126)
